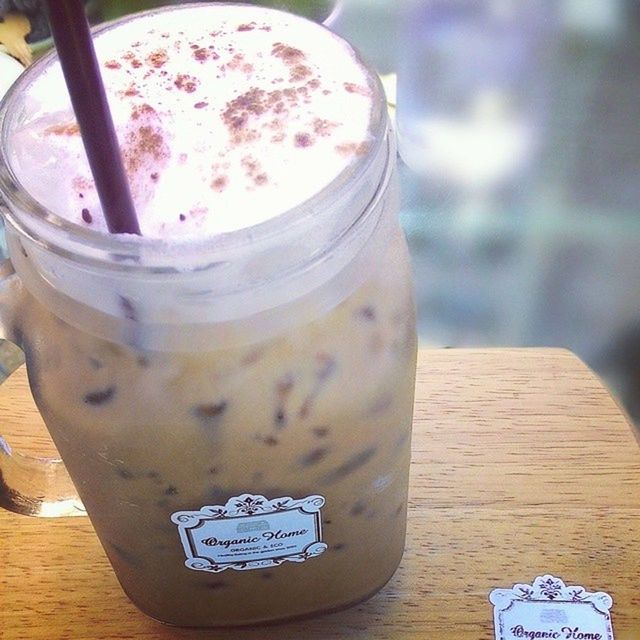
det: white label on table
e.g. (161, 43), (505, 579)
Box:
(490, 575), (614, 640)
(171, 493), (327, 572)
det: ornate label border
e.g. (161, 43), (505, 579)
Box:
(171, 494), (327, 572)
(490, 575), (614, 640)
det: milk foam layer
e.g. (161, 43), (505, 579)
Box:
(9, 5), (375, 238)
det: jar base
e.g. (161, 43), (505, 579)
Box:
(128, 561), (402, 628)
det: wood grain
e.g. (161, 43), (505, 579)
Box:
(1, 349), (639, 639)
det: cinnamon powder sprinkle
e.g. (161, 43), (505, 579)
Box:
(194, 101), (209, 109)
(335, 142), (370, 156)
(174, 74), (198, 93)
(241, 156), (259, 174)
(124, 125), (168, 174)
(237, 22), (255, 31)
(105, 60), (121, 69)
(222, 87), (268, 131)
(193, 47), (217, 62)
(272, 42), (305, 64)
(221, 84), (320, 143)
(44, 122), (80, 136)
(147, 49), (168, 68)
(211, 176), (228, 191)
(73, 176), (93, 191)
(238, 155), (269, 188)
(137, 127), (164, 157)
(344, 82), (371, 97)
(313, 118), (337, 136)
(267, 118), (284, 131)
(225, 53), (248, 72)
(290, 64), (311, 82)
(294, 132), (313, 148)
(123, 84), (140, 97)
(282, 88), (297, 100)
(131, 103), (156, 120)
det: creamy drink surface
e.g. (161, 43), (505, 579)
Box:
(0, 4), (417, 627)
(10, 5), (374, 237)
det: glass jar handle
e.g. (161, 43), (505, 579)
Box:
(0, 258), (85, 517)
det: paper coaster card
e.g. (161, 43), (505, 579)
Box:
(490, 574), (614, 640)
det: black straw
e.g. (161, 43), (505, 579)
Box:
(45, 0), (141, 235)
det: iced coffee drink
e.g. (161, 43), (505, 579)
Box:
(0, 4), (416, 626)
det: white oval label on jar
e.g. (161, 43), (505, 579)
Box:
(171, 494), (327, 572)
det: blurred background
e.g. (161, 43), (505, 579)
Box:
(1, 0), (639, 423)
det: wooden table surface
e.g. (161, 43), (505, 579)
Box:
(1, 348), (639, 639)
